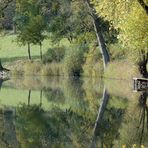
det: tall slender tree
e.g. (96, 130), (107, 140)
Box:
(85, 0), (110, 69)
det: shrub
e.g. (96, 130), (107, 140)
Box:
(42, 47), (65, 64)
(83, 46), (103, 77)
(41, 63), (64, 76)
(24, 61), (42, 76)
(104, 60), (140, 79)
(64, 44), (88, 76)
(108, 43), (126, 60)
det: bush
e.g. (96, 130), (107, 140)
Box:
(83, 46), (103, 77)
(41, 63), (64, 76)
(42, 47), (65, 64)
(104, 60), (140, 79)
(108, 43), (126, 60)
(64, 44), (88, 76)
(24, 61), (42, 76)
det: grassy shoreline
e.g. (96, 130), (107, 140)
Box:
(1, 35), (141, 79)
(104, 60), (140, 80)
(5, 60), (64, 76)
(5, 59), (141, 79)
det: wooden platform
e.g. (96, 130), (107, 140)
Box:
(133, 77), (148, 91)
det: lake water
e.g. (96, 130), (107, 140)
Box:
(0, 76), (147, 148)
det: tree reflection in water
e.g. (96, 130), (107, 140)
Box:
(91, 87), (126, 148)
(16, 104), (93, 148)
(0, 77), (147, 147)
(137, 91), (148, 145)
(91, 90), (148, 147)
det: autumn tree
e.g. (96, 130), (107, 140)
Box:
(92, 0), (148, 77)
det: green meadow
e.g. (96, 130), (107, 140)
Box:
(0, 34), (52, 63)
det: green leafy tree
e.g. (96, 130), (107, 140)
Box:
(92, 0), (148, 77)
(45, 0), (118, 70)
(46, 0), (94, 44)
(15, 0), (47, 60)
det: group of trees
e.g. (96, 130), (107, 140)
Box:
(0, 0), (148, 77)
(15, 0), (49, 60)
(92, 0), (148, 77)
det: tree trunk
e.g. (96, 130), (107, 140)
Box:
(138, 60), (148, 78)
(137, 0), (148, 15)
(28, 90), (31, 106)
(86, 0), (110, 69)
(40, 43), (43, 60)
(13, 0), (16, 34)
(13, 23), (16, 34)
(91, 87), (110, 147)
(93, 87), (110, 135)
(93, 18), (110, 69)
(40, 90), (42, 107)
(28, 43), (31, 60)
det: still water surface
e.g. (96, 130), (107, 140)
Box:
(0, 77), (147, 148)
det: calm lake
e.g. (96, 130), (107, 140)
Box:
(0, 76), (147, 148)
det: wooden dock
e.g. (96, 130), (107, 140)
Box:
(133, 77), (148, 91)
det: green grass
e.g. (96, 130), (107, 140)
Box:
(0, 34), (70, 63)
(0, 34), (51, 62)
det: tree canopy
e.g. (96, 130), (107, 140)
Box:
(92, 0), (148, 77)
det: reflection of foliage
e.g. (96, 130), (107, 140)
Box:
(63, 77), (84, 99)
(44, 107), (93, 147)
(93, 96), (127, 147)
(62, 77), (97, 120)
(93, 108), (125, 147)
(43, 88), (65, 104)
(5, 77), (146, 147)
(118, 93), (148, 147)
(16, 104), (94, 148)
(136, 92), (148, 145)
(108, 96), (128, 109)
(16, 104), (46, 147)
(99, 108), (124, 145)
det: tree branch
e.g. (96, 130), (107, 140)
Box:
(137, 0), (148, 14)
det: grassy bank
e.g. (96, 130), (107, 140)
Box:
(6, 60), (64, 76)
(5, 59), (140, 80)
(1, 35), (141, 79)
(104, 60), (140, 79)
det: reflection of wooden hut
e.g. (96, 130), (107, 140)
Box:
(0, 108), (19, 147)
(133, 78), (148, 91)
